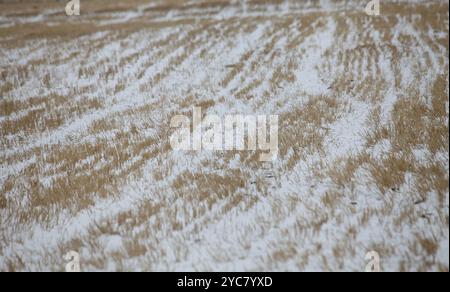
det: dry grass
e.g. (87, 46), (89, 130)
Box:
(0, 0), (448, 272)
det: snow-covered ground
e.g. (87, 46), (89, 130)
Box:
(0, 0), (448, 271)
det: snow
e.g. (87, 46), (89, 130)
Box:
(0, 0), (448, 272)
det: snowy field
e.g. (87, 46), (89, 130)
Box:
(0, 0), (448, 271)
